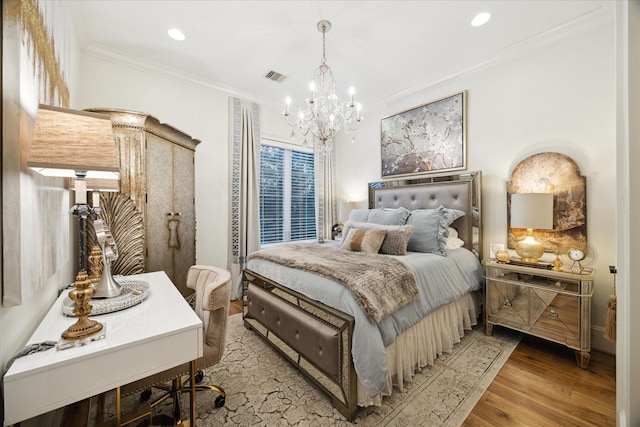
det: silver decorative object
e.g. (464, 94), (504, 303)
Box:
(92, 219), (122, 298)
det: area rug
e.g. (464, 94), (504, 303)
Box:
(100, 314), (521, 426)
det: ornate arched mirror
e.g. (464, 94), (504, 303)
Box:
(507, 152), (587, 260)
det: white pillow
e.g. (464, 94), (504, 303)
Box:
(444, 235), (465, 250)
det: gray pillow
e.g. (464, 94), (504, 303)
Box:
(406, 209), (448, 256)
(367, 207), (411, 226)
(342, 221), (414, 255)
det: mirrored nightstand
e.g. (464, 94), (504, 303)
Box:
(483, 260), (595, 368)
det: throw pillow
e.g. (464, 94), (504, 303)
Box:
(340, 228), (387, 254)
(348, 209), (370, 223)
(406, 209), (448, 256)
(367, 207), (411, 225)
(342, 221), (414, 255)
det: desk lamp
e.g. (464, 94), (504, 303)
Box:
(28, 104), (120, 340)
(510, 192), (553, 263)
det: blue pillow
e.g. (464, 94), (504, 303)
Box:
(347, 209), (370, 223)
(367, 207), (411, 226)
(406, 209), (448, 255)
(438, 206), (466, 226)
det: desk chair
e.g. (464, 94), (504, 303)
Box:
(119, 265), (231, 425)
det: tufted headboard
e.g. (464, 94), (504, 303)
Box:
(368, 171), (482, 259)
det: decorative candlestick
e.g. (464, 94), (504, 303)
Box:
(88, 244), (103, 284)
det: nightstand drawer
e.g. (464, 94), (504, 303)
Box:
(530, 293), (580, 348)
(485, 267), (581, 295)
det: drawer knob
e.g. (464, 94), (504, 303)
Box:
(503, 299), (512, 308)
(548, 310), (558, 319)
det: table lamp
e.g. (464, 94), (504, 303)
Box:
(28, 104), (120, 340)
(510, 192), (554, 263)
(338, 201), (358, 225)
(333, 201), (358, 238)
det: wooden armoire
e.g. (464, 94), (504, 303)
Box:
(87, 109), (200, 297)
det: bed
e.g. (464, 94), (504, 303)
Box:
(241, 171), (483, 421)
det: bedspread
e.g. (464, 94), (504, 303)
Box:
(243, 242), (483, 397)
(247, 243), (419, 323)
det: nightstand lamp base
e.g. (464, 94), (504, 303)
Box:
(515, 234), (544, 263)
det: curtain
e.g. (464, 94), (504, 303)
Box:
(228, 98), (261, 297)
(315, 140), (337, 242)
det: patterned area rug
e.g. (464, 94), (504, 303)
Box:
(102, 314), (521, 426)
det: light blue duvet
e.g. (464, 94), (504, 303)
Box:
(243, 243), (483, 397)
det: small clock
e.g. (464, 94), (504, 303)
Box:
(568, 248), (585, 261)
(560, 245), (596, 273)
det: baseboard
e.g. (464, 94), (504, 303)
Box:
(591, 325), (616, 355)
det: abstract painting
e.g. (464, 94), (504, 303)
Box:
(381, 91), (466, 178)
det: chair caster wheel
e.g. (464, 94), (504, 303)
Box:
(195, 370), (204, 383)
(215, 395), (225, 408)
(140, 388), (152, 402)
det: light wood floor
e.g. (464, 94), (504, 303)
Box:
(463, 332), (616, 426)
(232, 300), (616, 426)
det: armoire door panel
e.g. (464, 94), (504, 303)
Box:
(146, 135), (175, 283)
(171, 145), (196, 290)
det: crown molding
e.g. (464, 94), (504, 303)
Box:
(83, 44), (274, 106)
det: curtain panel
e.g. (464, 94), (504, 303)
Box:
(315, 144), (337, 241)
(228, 98), (261, 295)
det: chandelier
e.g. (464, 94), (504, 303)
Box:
(283, 20), (362, 154)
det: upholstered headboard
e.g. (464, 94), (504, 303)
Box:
(369, 171), (482, 258)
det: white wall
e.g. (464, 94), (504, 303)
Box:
(335, 19), (616, 353)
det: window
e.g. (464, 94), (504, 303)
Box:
(260, 140), (316, 245)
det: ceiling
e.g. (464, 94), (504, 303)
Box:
(65, 1), (612, 112)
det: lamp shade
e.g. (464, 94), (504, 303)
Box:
(28, 104), (120, 179)
(338, 201), (358, 223)
(511, 193), (553, 230)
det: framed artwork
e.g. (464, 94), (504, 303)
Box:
(381, 91), (466, 178)
(2, 0), (71, 305)
(507, 152), (587, 255)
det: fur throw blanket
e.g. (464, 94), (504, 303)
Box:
(247, 243), (419, 323)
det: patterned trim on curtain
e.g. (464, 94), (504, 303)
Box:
(229, 98), (261, 295)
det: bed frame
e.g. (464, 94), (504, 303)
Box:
(242, 171), (482, 421)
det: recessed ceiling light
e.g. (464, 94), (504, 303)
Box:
(471, 12), (491, 27)
(168, 28), (185, 41)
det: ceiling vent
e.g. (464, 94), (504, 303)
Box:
(264, 70), (286, 83)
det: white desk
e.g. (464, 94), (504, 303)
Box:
(3, 271), (203, 426)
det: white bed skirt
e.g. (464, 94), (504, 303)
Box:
(357, 291), (480, 406)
